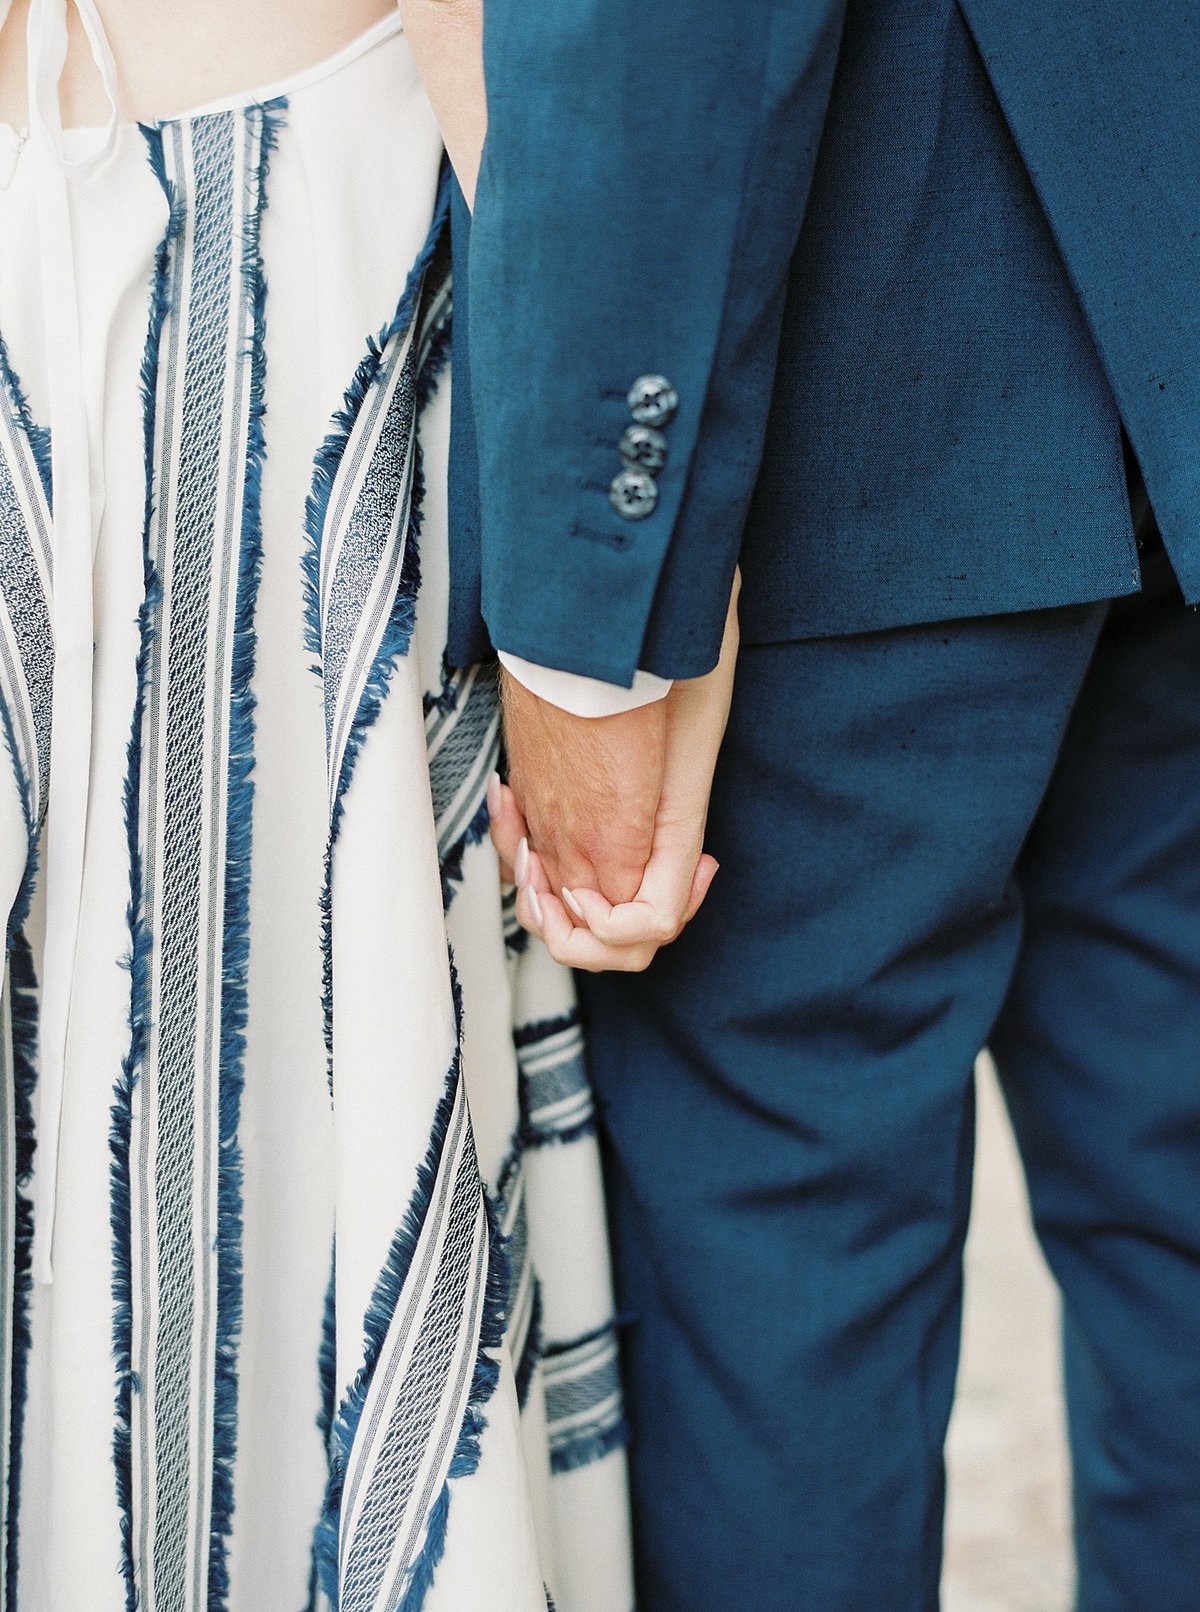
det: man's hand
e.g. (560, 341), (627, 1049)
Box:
(498, 676), (668, 906)
(490, 573), (740, 971)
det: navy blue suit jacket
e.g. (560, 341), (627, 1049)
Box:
(448, 0), (1200, 686)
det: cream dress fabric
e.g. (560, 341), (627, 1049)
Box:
(0, 14), (633, 1611)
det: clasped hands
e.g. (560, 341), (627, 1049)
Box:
(488, 574), (740, 972)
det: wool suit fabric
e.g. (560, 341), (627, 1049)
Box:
(454, 1), (1200, 1605)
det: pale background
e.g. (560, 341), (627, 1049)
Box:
(942, 1056), (1073, 1612)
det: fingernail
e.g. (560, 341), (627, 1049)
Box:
(515, 837), (530, 886)
(527, 887), (544, 931)
(562, 887), (585, 921)
(486, 771), (502, 819)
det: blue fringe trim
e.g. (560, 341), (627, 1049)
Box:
(317, 857), (334, 1094)
(482, 1135), (544, 1413)
(523, 1113), (599, 1153)
(313, 1053), (461, 1602)
(543, 1316), (621, 1360)
(439, 794), (491, 911)
(301, 161), (452, 669)
(494, 1134), (524, 1220)
(304, 1254), (338, 1612)
(0, 537), (43, 1588)
(512, 1010), (582, 1052)
(511, 1011), (599, 1146)
(4, 857), (41, 1610)
(301, 161), (501, 1611)
(502, 886), (531, 960)
(422, 654), (464, 721)
(544, 1313), (632, 1474)
(395, 1171), (507, 1612)
(0, 684), (34, 845)
(108, 121), (186, 1612)
(544, 1308), (632, 1475)
(549, 1417), (630, 1477)
(207, 98), (285, 1612)
(315, 962), (510, 1612)
(514, 1279), (544, 1412)
(304, 164), (451, 1092)
(413, 289), (453, 415)
(327, 246), (452, 848)
(445, 1174), (508, 1482)
(316, 1251), (338, 1452)
(0, 332), (52, 505)
(544, 1313), (631, 1476)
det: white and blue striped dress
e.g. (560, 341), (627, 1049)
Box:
(0, 16), (633, 1611)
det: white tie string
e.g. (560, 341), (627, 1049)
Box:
(0, 0), (119, 1283)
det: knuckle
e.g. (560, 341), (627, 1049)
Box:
(596, 863), (643, 906)
(614, 872), (647, 905)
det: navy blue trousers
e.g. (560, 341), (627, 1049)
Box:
(581, 525), (1200, 1612)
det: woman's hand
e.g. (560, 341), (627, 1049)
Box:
(397, 0), (486, 206)
(489, 571), (741, 972)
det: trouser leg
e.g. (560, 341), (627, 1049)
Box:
(993, 536), (1200, 1612)
(582, 598), (1106, 1612)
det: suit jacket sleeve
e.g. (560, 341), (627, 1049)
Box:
(467, 0), (847, 686)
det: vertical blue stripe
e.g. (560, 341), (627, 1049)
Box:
(207, 98), (285, 1612)
(109, 122), (182, 1612)
(3, 906), (41, 1612)
(0, 269), (55, 1612)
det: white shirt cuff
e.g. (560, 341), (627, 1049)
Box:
(498, 652), (674, 718)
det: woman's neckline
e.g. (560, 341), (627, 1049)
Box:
(0, 10), (402, 140)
